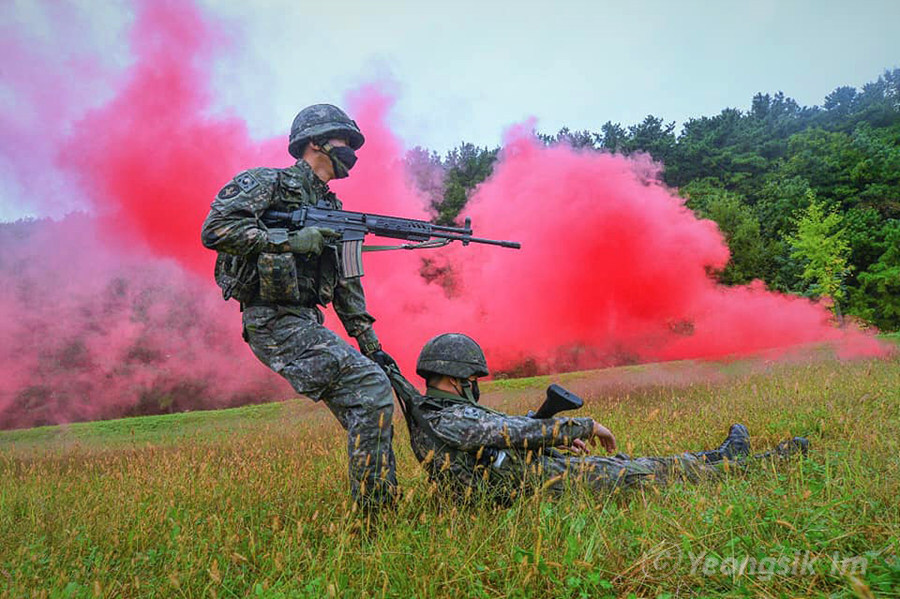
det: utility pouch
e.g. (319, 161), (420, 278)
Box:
(258, 252), (301, 303)
(214, 253), (259, 303)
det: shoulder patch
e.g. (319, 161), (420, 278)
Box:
(216, 183), (240, 200)
(462, 406), (482, 419)
(235, 171), (261, 193)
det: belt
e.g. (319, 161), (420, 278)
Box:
(242, 299), (317, 309)
(240, 302), (325, 327)
(241, 289), (319, 310)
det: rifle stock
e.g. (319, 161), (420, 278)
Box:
(527, 384), (584, 419)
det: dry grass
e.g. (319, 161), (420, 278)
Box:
(1, 354), (898, 598)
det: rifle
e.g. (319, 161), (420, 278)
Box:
(262, 204), (521, 278)
(527, 384), (584, 419)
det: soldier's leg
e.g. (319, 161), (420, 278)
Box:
(319, 361), (397, 509)
(542, 451), (724, 493)
(242, 307), (396, 507)
(624, 454), (726, 485)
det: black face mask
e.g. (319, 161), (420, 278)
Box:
(321, 143), (357, 179)
(460, 379), (480, 403)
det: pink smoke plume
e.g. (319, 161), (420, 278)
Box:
(0, 3), (122, 219)
(0, 0), (290, 428)
(417, 131), (887, 370)
(331, 119), (886, 375)
(0, 217), (289, 429)
(0, 0), (888, 428)
(63, 0), (285, 275)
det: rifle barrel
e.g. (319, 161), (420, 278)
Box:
(464, 236), (521, 249)
(427, 232), (520, 248)
(263, 209), (520, 249)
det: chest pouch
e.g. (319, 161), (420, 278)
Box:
(214, 253), (259, 303)
(258, 252), (302, 303)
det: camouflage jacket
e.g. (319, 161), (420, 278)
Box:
(409, 388), (594, 498)
(200, 160), (375, 338)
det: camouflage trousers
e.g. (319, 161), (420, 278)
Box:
(538, 451), (727, 493)
(242, 306), (396, 508)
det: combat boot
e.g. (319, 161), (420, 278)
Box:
(693, 424), (751, 463)
(757, 436), (809, 459)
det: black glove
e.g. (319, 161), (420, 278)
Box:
(356, 330), (397, 370)
(367, 349), (398, 370)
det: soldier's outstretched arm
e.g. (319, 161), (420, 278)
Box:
(429, 405), (594, 452)
(332, 276), (377, 340)
(201, 170), (277, 256)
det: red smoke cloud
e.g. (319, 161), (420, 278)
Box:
(0, 217), (288, 429)
(0, 0), (290, 428)
(335, 120), (886, 374)
(0, 3), (120, 218)
(420, 132), (887, 370)
(0, 0), (888, 427)
(64, 0), (285, 275)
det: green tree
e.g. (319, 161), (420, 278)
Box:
(538, 127), (599, 149)
(842, 207), (892, 282)
(826, 68), (900, 129)
(849, 122), (900, 218)
(404, 146), (446, 210)
(823, 85), (858, 119)
(779, 128), (864, 207)
(854, 220), (900, 330)
(681, 181), (767, 284)
(665, 108), (771, 191)
(751, 177), (815, 291)
(433, 143), (498, 224)
(621, 115), (676, 163)
(787, 192), (852, 319)
(599, 121), (627, 152)
(755, 176), (814, 239)
(847, 220), (900, 330)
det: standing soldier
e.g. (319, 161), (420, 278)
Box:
(201, 104), (396, 510)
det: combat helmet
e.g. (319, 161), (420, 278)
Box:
(416, 333), (489, 379)
(288, 104), (365, 159)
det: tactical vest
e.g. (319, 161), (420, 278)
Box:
(385, 368), (519, 502)
(214, 165), (343, 308)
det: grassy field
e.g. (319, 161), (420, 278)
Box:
(1, 352), (898, 598)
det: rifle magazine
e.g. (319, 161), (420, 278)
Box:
(341, 239), (364, 278)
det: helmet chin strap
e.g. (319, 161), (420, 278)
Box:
(458, 378), (480, 403)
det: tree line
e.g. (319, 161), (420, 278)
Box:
(407, 68), (900, 330)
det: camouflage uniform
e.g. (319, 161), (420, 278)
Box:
(409, 388), (724, 502)
(201, 159), (396, 508)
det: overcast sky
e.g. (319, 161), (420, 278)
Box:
(1, 0), (899, 220)
(205, 0), (900, 150)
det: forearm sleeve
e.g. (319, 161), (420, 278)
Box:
(201, 206), (269, 255)
(431, 407), (594, 452)
(333, 276), (376, 339)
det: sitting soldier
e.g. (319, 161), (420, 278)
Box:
(387, 333), (808, 503)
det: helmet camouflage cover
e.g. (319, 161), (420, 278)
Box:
(288, 104), (365, 158)
(416, 333), (489, 379)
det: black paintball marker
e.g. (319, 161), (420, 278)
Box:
(527, 384), (584, 419)
(262, 204), (521, 278)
